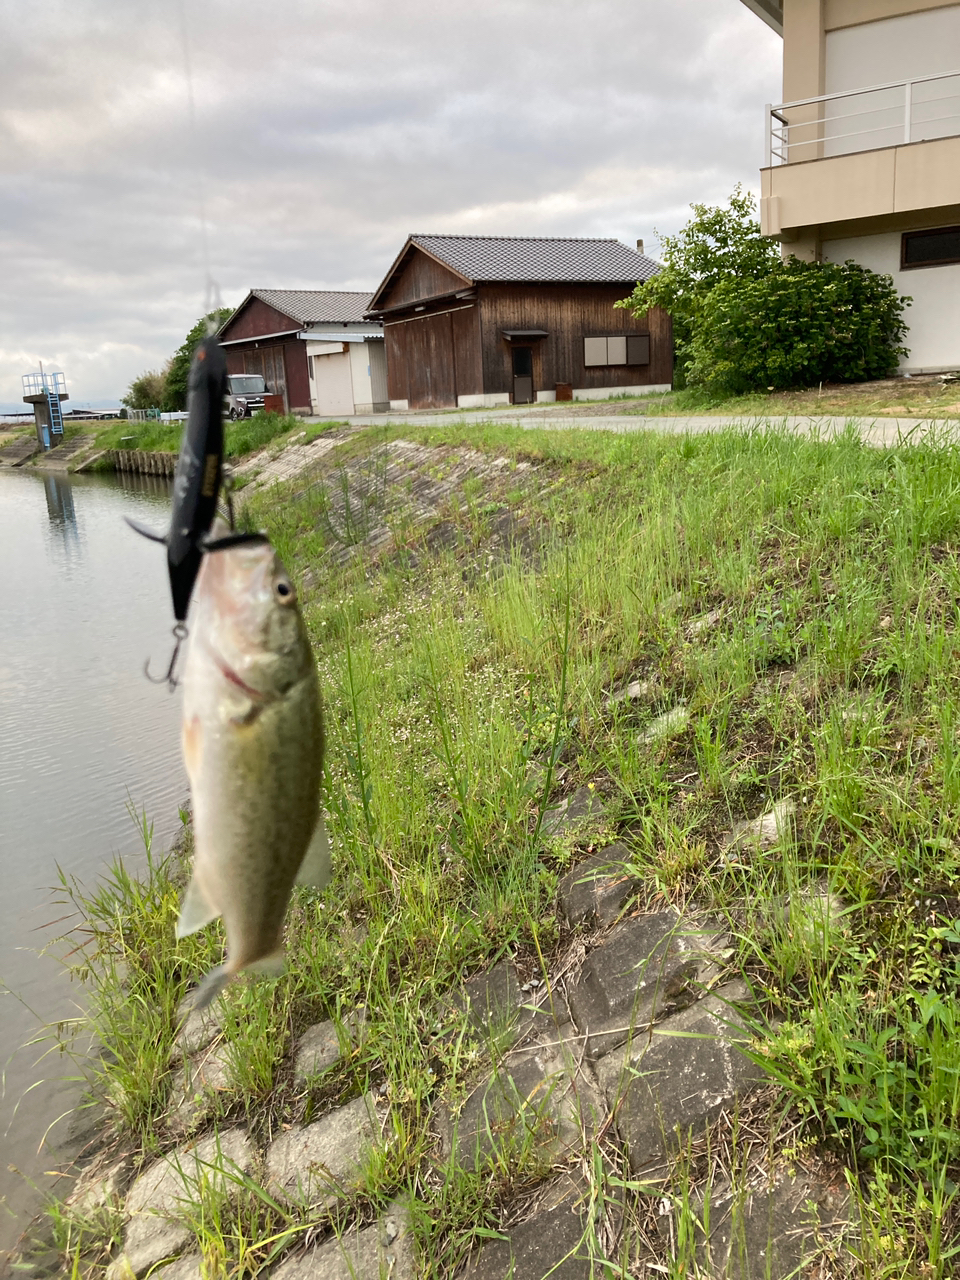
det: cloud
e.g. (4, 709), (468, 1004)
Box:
(0, 0), (780, 407)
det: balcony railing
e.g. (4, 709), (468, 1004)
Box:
(22, 370), (67, 397)
(766, 69), (960, 165)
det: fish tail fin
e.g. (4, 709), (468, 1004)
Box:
(247, 947), (286, 978)
(187, 964), (232, 1012)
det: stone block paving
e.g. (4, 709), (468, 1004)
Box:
(171, 1003), (222, 1060)
(453, 958), (569, 1046)
(266, 1091), (382, 1208)
(657, 1163), (851, 1280)
(231, 431), (347, 491)
(565, 909), (727, 1059)
(293, 1018), (342, 1082)
(66, 1153), (133, 1216)
(167, 1041), (234, 1135)
(558, 842), (640, 928)
(440, 1027), (602, 1173)
(0, 435), (41, 466)
(109, 1128), (255, 1279)
(32, 434), (95, 469)
(234, 437), (538, 576)
(152, 1254), (204, 1280)
(99, 824), (816, 1280)
(596, 982), (769, 1174)
(541, 784), (609, 841)
(293, 1005), (367, 1084)
(272, 1202), (414, 1280)
(459, 1174), (620, 1280)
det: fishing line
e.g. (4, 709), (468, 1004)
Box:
(140, 1), (228, 692)
(176, 0), (223, 328)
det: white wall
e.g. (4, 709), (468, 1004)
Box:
(311, 349), (355, 417)
(349, 342), (390, 413)
(308, 339), (389, 415)
(826, 6), (960, 89)
(824, 7), (960, 155)
(822, 230), (960, 371)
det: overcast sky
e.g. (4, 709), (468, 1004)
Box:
(0, 0), (781, 409)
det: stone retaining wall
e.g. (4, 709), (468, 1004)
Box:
(110, 449), (178, 477)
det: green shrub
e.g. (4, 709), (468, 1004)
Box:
(686, 258), (910, 395)
(617, 187), (781, 387)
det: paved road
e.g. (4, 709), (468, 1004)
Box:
(333, 406), (960, 448)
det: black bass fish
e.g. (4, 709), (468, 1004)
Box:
(176, 526), (330, 1009)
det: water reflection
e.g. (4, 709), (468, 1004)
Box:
(0, 468), (185, 1263)
(114, 471), (173, 501)
(42, 473), (78, 532)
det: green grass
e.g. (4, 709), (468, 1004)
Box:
(90, 411), (343, 459)
(35, 420), (960, 1275)
(452, 376), (960, 421)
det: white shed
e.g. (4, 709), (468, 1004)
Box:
(305, 331), (388, 417)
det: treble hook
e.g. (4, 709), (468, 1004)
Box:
(145, 622), (189, 692)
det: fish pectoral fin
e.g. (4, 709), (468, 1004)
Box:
(247, 948), (286, 978)
(185, 964), (231, 1013)
(124, 515), (168, 544)
(176, 875), (220, 938)
(295, 816), (332, 890)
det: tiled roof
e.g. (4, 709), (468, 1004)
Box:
(249, 289), (374, 324)
(410, 235), (660, 284)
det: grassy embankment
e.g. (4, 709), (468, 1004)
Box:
(42, 420), (960, 1276)
(478, 376), (960, 422)
(89, 411), (341, 461)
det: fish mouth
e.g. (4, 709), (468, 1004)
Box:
(203, 637), (273, 705)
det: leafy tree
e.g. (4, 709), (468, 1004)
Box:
(617, 186), (782, 384)
(121, 367), (169, 411)
(162, 308), (234, 411)
(686, 258), (910, 395)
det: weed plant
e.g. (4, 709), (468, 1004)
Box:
(40, 421), (960, 1275)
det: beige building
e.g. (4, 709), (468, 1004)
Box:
(743, 0), (960, 372)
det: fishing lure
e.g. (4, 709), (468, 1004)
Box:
(129, 335), (266, 687)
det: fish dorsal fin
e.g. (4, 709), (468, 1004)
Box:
(176, 875), (220, 938)
(295, 817), (332, 890)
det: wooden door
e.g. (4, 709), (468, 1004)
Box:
(512, 346), (533, 404)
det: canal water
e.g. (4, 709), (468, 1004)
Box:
(0, 468), (185, 1263)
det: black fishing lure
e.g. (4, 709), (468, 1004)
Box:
(127, 335), (227, 620)
(129, 334), (265, 687)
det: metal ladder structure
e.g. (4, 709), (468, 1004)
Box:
(47, 380), (64, 439)
(21, 367), (67, 448)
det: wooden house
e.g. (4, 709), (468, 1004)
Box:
(365, 234), (671, 410)
(218, 289), (387, 416)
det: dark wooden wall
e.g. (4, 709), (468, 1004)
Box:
(220, 297), (301, 342)
(283, 341), (311, 412)
(384, 303), (482, 408)
(377, 250), (470, 312)
(477, 284), (672, 394)
(223, 340), (311, 413)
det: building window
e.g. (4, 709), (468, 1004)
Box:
(583, 334), (650, 366)
(902, 226), (960, 270)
